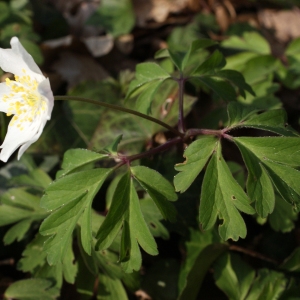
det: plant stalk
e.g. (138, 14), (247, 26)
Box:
(54, 96), (184, 138)
(114, 137), (182, 169)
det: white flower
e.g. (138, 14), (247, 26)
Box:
(0, 37), (54, 162)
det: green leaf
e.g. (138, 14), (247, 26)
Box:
(135, 80), (165, 114)
(86, 0), (134, 37)
(0, 188), (48, 243)
(126, 62), (171, 99)
(286, 37), (300, 56)
(168, 49), (185, 72)
(245, 269), (287, 300)
(216, 69), (255, 97)
(174, 136), (218, 193)
(58, 149), (108, 177)
(242, 110), (299, 136)
(127, 180), (158, 257)
(3, 219), (31, 245)
(198, 76), (237, 102)
(0, 204), (33, 226)
(18, 234), (48, 273)
(214, 253), (255, 300)
(235, 142), (275, 217)
(98, 271), (128, 299)
(4, 278), (60, 300)
(192, 50), (226, 75)
(268, 195), (298, 233)
(199, 142), (255, 241)
(97, 171), (158, 273)
(227, 102), (259, 127)
(242, 55), (279, 85)
(106, 173), (123, 210)
(234, 137), (300, 167)
(96, 171), (130, 250)
(40, 168), (112, 264)
(0, 2), (9, 24)
(221, 32), (270, 54)
(225, 52), (259, 72)
(18, 233), (77, 288)
(182, 39), (217, 71)
(102, 134), (123, 155)
(280, 247), (300, 272)
(155, 39), (216, 72)
(234, 137), (300, 209)
(11, 168), (52, 189)
(41, 168), (112, 211)
(140, 198), (169, 240)
(178, 229), (227, 300)
(262, 161), (300, 209)
(131, 166), (177, 222)
(76, 255), (128, 299)
(227, 103), (299, 136)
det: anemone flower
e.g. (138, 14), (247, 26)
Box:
(0, 37), (54, 162)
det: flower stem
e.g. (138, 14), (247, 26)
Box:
(54, 96), (184, 138)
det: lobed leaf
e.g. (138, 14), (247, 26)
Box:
(97, 170), (158, 273)
(227, 103), (299, 136)
(234, 137), (300, 212)
(174, 136), (218, 193)
(216, 69), (255, 97)
(182, 39), (217, 71)
(268, 195), (298, 233)
(131, 166), (177, 222)
(198, 76), (237, 102)
(214, 253), (255, 300)
(0, 188), (48, 244)
(4, 278), (60, 300)
(58, 149), (108, 177)
(126, 62), (171, 99)
(199, 143), (255, 241)
(245, 269), (287, 300)
(40, 168), (112, 264)
(215, 253), (287, 300)
(234, 137), (300, 167)
(236, 143), (275, 218)
(140, 198), (169, 240)
(192, 50), (226, 76)
(178, 229), (227, 300)
(221, 32), (270, 54)
(96, 171), (131, 251)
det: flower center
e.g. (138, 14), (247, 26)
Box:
(3, 69), (47, 130)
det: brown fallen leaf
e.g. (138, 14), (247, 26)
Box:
(259, 8), (300, 43)
(133, 0), (197, 26)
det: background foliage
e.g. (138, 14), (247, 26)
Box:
(1, 0), (300, 299)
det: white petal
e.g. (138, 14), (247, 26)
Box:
(38, 78), (54, 119)
(0, 114), (44, 162)
(0, 82), (12, 113)
(10, 37), (43, 77)
(18, 118), (46, 159)
(0, 42), (44, 83)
